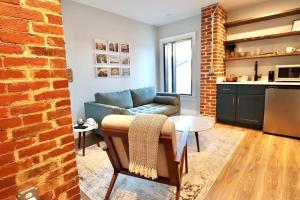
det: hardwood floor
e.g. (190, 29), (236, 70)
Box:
(204, 127), (300, 200)
(76, 125), (300, 200)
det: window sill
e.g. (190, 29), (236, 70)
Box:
(180, 95), (197, 100)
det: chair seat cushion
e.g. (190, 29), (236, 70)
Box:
(128, 103), (178, 116)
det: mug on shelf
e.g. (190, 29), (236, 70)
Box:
(286, 47), (296, 53)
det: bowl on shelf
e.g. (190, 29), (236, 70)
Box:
(226, 76), (238, 82)
(237, 52), (249, 57)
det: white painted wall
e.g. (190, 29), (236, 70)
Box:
(158, 15), (201, 115)
(61, 0), (159, 122)
(226, 0), (300, 78)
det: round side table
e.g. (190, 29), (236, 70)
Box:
(73, 124), (99, 156)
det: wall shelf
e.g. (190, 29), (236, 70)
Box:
(224, 52), (300, 61)
(225, 7), (300, 27)
(225, 31), (300, 45)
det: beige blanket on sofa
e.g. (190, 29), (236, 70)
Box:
(128, 114), (167, 180)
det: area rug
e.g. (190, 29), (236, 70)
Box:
(76, 124), (246, 200)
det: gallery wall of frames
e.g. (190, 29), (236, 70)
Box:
(94, 39), (130, 78)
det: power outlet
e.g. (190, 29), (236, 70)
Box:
(17, 187), (38, 200)
(208, 67), (215, 75)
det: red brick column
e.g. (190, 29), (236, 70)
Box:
(200, 4), (226, 117)
(0, 0), (80, 199)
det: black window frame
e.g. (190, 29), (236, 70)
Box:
(163, 38), (193, 96)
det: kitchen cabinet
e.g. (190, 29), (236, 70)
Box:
(217, 93), (236, 121)
(236, 95), (265, 126)
(217, 84), (265, 129)
(216, 85), (236, 122)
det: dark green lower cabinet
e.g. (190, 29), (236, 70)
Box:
(217, 94), (236, 121)
(217, 85), (265, 129)
(236, 95), (265, 126)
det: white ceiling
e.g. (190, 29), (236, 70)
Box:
(71, 0), (271, 26)
(71, 0), (217, 26)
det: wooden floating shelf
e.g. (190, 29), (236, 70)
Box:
(225, 31), (300, 45)
(225, 7), (300, 27)
(224, 52), (300, 61)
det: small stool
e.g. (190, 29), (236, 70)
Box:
(73, 124), (99, 156)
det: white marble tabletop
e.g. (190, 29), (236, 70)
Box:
(73, 123), (95, 132)
(169, 115), (214, 132)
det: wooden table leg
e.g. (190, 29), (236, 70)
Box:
(83, 132), (86, 156)
(195, 132), (200, 152)
(78, 132), (81, 149)
(93, 129), (100, 147)
(185, 145), (188, 173)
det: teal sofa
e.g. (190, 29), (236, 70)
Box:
(84, 87), (180, 134)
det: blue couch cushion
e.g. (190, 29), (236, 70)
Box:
(154, 96), (179, 106)
(130, 87), (156, 107)
(95, 90), (133, 109)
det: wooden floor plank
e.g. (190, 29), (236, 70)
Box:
(205, 127), (300, 200)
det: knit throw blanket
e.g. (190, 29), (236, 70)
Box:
(128, 114), (167, 180)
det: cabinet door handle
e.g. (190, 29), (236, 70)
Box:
(233, 97), (235, 105)
(223, 88), (231, 91)
(237, 97), (240, 105)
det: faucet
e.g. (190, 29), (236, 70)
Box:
(254, 61), (261, 81)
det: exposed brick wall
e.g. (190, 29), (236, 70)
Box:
(0, 0), (80, 199)
(200, 4), (226, 117)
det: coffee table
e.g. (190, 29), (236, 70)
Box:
(169, 115), (214, 152)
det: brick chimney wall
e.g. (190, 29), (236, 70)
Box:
(0, 0), (80, 199)
(200, 4), (226, 117)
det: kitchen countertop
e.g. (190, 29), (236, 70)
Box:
(217, 81), (300, 86)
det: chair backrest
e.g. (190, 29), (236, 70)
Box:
(101, 115), (180, 184)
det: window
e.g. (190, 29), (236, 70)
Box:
(163, 38), (192, 95)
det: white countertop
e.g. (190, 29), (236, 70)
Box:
(217, 81), (300, 86)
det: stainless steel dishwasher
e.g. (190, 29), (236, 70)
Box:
(263, 85), (300, 138)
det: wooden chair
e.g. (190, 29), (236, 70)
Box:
(101, 115), (189, 200)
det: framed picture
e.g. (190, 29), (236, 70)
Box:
(120, 43), (130, 53)
(108, 42), (119, 52)
(96, 54), (108, 64)
(109, 55), (120, 65)
(110, 67), (120, 77)
(96, 67), (109, 78)
(95, 39), (107, 51)
(292, 20), (300, 31)
(121, 56), (130, 65)
(121, 68), (130, 77)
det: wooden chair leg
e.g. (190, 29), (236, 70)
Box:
(104, 172), (118, 200)
(93, 130), (100, 147)
(185, 145), (188, 174)
(175, 186), (181, 200)
(96, 140), (100, 147)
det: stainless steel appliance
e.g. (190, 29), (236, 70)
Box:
(275, 64), (300, 82)
(264, 85), (300, 138)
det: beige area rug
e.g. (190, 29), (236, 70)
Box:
(76, 124), (246, 200)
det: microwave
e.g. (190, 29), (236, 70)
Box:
(275, 65), (300, 82)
